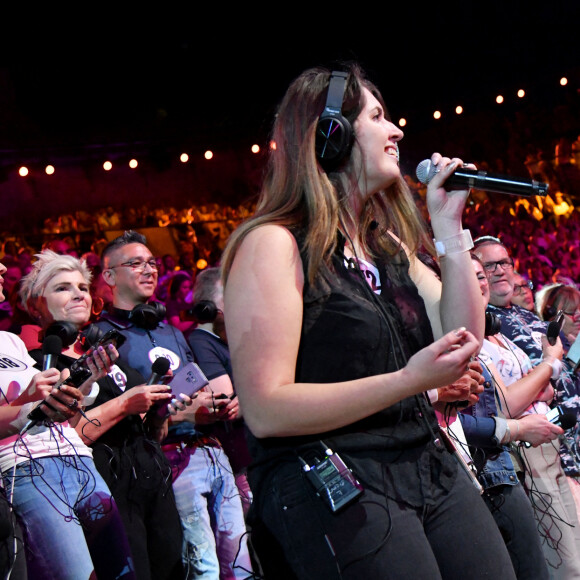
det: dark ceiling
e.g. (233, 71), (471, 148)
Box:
(2, 4), (578, 153)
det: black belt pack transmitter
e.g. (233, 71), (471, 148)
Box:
(299, 442), (363, 512)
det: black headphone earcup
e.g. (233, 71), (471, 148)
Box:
(315, 71), (353, 170)
(130, 302), (166, 330)
(191, 300), (218, 324)
(44, 320), (79, 348)
(542, 284), (564, 321)
(78, 323), (104, 351)
(315, 115), (353, 168)
(485, 312), (502, 336)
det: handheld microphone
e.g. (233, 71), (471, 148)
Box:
(23, 335), (66, 429)
(546, 310), (564, 346)
(521, 407), (577, 448)
(23, 345), (92, 433)
(42, 335), (63, 371)
(546, 405), (577, 430)
(147, 357), (170, 385)
(415, 159), (548, 197)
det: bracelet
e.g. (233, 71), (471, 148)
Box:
(433, 229), (474, 257)
(502, 419), (511, 444)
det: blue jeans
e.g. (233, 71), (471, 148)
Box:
(167, 443), (253, 579)
(3, 455), (135, 580)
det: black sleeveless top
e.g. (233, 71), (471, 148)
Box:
(246, 231), (458, 508)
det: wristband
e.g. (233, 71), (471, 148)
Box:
(433, 229), (474, 257)
(427, 389), (439, 404)
(81, 382), (100, 407)
(10, 403), (35, 433)
(541, 357), (563, 381)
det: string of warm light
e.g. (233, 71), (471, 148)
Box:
(10, 75), (575, 179)
(397, 76), (570, 128)
(14, 144), (264, 177)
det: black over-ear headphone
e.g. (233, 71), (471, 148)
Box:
(543, 284), (565, 320)
(315, 71), (353, 170)
(485, 312), (502, 337)
(129, 302), (167, 330)
(44, 321), (104, 350)
(190, 300), (219, 324)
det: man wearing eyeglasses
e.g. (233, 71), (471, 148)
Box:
(96, 230), (254, 580)
(474, 236), (580, 550)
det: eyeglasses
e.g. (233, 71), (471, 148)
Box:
(109, 259), (158, 272)
(563, 308), (580, 318)
(513, 280), (533, 295)
(482, 258), (514, 273)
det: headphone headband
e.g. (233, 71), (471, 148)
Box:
(321, 71), (348, 116)
(543, 284), (565, 320)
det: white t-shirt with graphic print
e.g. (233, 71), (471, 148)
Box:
(0, 331), (91, 473)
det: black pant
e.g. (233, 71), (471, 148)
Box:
(249, 461), (518, 580)
(93, 440), (184, 580)
(0, 492), (26, 579)
(483, 483), (550, 579)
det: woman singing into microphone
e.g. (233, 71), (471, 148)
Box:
(220, 63), (517, 578)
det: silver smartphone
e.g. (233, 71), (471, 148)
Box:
(155, 362), (209, 418)
(566, 334), (580, 372)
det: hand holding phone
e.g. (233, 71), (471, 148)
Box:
(70, 329), (126, 374)
(155, 362), (210, 418)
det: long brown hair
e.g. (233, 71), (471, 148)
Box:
(221, 63), (431, 286)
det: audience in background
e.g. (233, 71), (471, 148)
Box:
(0, 128), (579, 577)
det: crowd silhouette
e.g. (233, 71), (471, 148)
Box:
(1, 147), (580, 340)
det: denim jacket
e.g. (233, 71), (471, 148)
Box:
(459, 359), (520, 490)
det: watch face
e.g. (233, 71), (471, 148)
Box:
(435, 240), (446, 257)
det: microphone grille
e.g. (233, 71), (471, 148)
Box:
(43, 334), (63, 356)
(560, 412), (577, 430)
(416, 159), (435, 184)
(152, 356), (170, 375)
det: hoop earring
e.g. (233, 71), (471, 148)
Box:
(92, 297), (104, 317)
